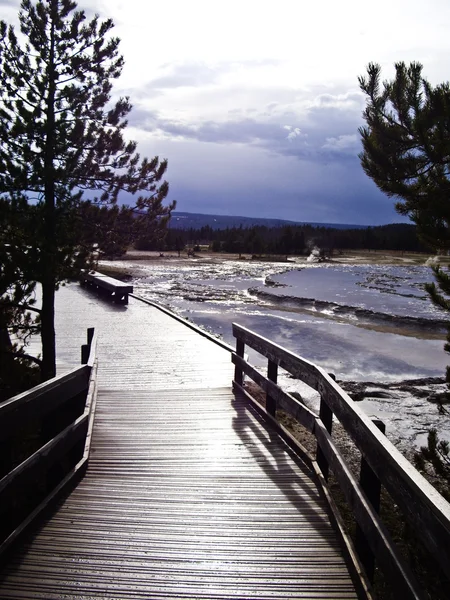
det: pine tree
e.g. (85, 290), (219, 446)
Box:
(359, 62), (450, 495)
(0, 0), (175, 380)
(414, 429), (450, 502)
(358, 62), (450, 250)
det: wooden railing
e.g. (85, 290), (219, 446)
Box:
(0, 328), (98, 560)
(232, 323), (450, 600)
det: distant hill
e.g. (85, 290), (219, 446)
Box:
(170, 211), (368, 231)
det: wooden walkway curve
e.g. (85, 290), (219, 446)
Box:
(0, 284), (358, 599)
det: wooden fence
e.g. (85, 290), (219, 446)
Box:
(232, 323), (450, 600)
(0, 328), (98, 560)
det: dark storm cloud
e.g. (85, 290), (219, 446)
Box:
(125, 128), (401, 225)
(129, 86), (366, 166)
(169, 178), (400, 226)
(133, 112), (290, 146)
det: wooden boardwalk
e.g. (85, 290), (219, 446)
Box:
(0, 284), (358, 599)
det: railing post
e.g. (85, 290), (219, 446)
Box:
(234, 338), (245, 386)
(81, 344), (89, 364)
(87, 327), (95, 346)
(82, 328), (95, 364)
(356, 418), (386, 583)
(266, 359), (278, 417)
(316, 384), (333, 480)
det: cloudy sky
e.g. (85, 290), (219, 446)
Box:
(2, 0), (450, 224)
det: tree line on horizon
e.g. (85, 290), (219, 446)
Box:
(136, 221), (428, 256)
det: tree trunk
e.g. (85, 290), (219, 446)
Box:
(40, 278), (56, 380)
(41, 4), (57, 381)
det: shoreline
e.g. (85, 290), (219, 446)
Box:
(102, 248), (447, 270)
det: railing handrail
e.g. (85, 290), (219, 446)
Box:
(0, 365), (89, 415)
(232, 322), (450, 598)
